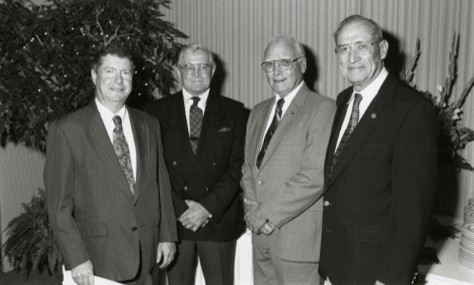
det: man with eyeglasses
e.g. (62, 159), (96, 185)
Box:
(145, 44), (248, 285)
(241, 35), (336, 284)
(319, 15), (438, 285)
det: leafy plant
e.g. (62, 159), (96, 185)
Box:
(2, 189), (62, 274)
(403, 34), (474, 170)
(0, 0), (187, 152)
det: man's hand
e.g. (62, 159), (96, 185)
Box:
(178, 200), (211, 231)
(157, 242), (176, 269)
(243, 198), (268, 233)
(71, 260), (94, 285)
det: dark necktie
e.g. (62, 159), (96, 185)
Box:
(256, 99), (285, 168)
(189, 97), (203, 154)
(329, 93), (363, 178)
(113, 116), (135, 193)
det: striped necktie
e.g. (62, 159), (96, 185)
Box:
(256, 99), (285, 168)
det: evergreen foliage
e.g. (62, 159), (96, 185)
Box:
(0, 0), (187, 152)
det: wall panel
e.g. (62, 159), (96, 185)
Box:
(163, 0), (474, 218)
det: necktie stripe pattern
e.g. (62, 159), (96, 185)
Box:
(256, 99), (285, 168)
(329, 93), (362, 178)
(113, 116), (135, 193)
(189, 97), (203, 154)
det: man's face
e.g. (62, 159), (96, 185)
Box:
(178, 50), (215, 96)
(263, 41), (306, 98)
(336, 22), (388, 91)
(91, 54), (133, 107)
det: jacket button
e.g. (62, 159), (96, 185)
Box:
(212, 162), (216, 166)
(258, 180), (263, 186)
(206, 187), (209, 191)
(132, 226), (138, 231)
(323, 200), (332, 207)
(184, 186), (188, 191)
(173, 161), (177, 166)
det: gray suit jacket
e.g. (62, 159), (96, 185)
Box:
(44, 102), (177, 281)
(241, 83), (335, 262)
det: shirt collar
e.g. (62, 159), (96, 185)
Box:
(95, 98), (127, 121)
(351, 67), (388, 101)
(274, 81), (304, 111)
(182, 88), (210, 108)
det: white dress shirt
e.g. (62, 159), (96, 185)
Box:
(95, 98), (137, 180)
(335, 68), (388, 151)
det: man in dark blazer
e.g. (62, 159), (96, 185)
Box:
(242, 35), (336, 285)
(145, 44), (247, 285)
(319, 15), (438, 285)
(45, 44), (177, 285)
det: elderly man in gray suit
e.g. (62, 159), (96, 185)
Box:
(241, 35), (336, 285)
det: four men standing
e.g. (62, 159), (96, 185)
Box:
(44, 14), (438, 285)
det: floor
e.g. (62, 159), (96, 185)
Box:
(0, 269), (61, 285)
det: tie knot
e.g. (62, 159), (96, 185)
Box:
(191, 96), (200, 107)
(353, 93), (362, 106)
(276, 99), (285, 110)
(113, 115), (122, 128)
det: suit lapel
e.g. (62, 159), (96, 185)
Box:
(327, 76), (397, 187)
(195, 92), (223, 160)
(129, 108), (149, 202)
(250, 99), (274, 169)
(258, 84), (309, 170)
(86, 103), (134, 199)
(324, 89), (351, 180)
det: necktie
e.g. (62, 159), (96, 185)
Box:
(256, 99), (285, 168)
(189, 97), (203, 154)
(329, 93), (362, 178)
(113, 116), (135, 193)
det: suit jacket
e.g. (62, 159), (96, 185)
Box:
(44, 102), (177, 281)
(145, 91), (247, 242)
(241, 83), (336, 262)
(319, 75), (438, 284)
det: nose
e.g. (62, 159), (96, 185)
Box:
(348, 47), (360, 63)
(273, 64), (283, 75)
(191, 67), (201, 77)
(115, 73), (123, 83)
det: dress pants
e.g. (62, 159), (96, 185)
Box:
(167, 239), (237, 285)
(253, 239), (320, 285)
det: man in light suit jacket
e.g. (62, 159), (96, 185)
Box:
(44, 43), (177, 285)
(319, 15), (438, 285)
(241, 35), (336, 285)
(145, 44), (247, 285)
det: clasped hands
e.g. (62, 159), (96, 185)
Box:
(178, 200), (211, 232)
(244, 198), (275, 235)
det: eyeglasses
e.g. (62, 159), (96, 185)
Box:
(335, 40), (383, 59)
(179, 63), (213, 75)
(261, 57), (303, 73)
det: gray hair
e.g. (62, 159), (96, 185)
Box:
(177, 44), (215, 67)
(264, 35), (306, 59)
(333, 15), (383, 43)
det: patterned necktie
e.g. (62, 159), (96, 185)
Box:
(329, 93), (363, 178)
(256, 98), (285, 168)
(189, 96), (203, 154)
(113, 116), (135, 193)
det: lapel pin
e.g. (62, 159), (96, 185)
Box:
(371, 113), (376, 119)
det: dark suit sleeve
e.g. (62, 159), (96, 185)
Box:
(199, 106), (248, 221)
(44, 122), (90, 269)
(155, 119), (178, 242)
(377, 100), (438, 283)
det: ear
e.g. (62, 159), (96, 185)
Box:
(300, 57), (307, 74)
(91, 68), (97, 85)
(379, 40), (389, 60)
(211, 64), (216, 78)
